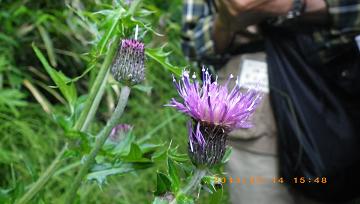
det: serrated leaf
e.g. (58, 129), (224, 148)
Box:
(96, 8), (124, 55)
(169, 148), (189, 163)
(202, 175), (223, 197)
(86, 162), (152, 186)
(127, 143), (142, 158)
(140, 143), (163, 154)
(124, 15), (163, 37)
(120, 143), (150, 162)
(209, 186), (223, 204)
(167, 158), (180, 192)
(152, 148), (168, 162)
(154, 172), (172, 196)
(146, 48), (182, 76)
(112, 131), (135, 155)
(53, 114), (73, 131)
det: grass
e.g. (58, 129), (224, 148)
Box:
(0, 0), (230, 203)
(0, 57), (189, 204)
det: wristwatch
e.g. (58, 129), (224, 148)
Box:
(270, 0), (306, 25)
(286, 0), (306, 19)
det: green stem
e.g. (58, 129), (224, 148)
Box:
(16, 144), (68, 204)
(181, 168), (207, 195)
(169, 168), (207, 204)
(81, 68), (110, 131)
(16, 37), (121, 204)
(65, 86), (131, 203)
(16, 21), (122, 203)
(74, 37), (120, 131)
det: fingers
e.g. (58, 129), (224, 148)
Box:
(222, 0), (269, 15)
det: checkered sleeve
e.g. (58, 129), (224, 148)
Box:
(181, 0), (218, 63)
(325, 0), (360, 33)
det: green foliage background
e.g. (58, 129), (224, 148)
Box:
(0, 0), (229, 203)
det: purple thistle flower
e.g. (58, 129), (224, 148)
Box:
(168, 68), (262, 167)
(109, 124), (132, 142)
(169, 68), (261, 130)
(187, 121), (206, 152)
(111, 39), (145, 84)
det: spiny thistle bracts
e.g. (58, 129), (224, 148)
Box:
(168, 68), (262, 167)
(111, 39), (145, 84)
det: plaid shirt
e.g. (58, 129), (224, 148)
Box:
(182, 0), (360, 65)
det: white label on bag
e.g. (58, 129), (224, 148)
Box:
(239, 59), (269, 93)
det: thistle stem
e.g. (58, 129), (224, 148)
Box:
(74, 37), (120, 131)
(16, 37), (121, 204)
(169, 168), (207, 204)
(181, 168), (207, 195)
(16, 144), (68, 204)
(65, 86), (131, 203)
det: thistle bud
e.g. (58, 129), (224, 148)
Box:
(111, 39), (145, 84)
(109, 124), (132, 142)
(188, 121), (230, 167)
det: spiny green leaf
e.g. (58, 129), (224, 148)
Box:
(112, 132), (135, 155)
(86, 162), (152, 186)
(169, 148), (189, 163)
(146, 47), (182, 76)
(96, 8), (123, 55)
(152, 149), (168, 162)
(209, 186), (223, 204)
(167, 158), (180, 192)
(154, 172), (172, 196)
(120, 143), (150, 162)
(139, 143), (163, 154)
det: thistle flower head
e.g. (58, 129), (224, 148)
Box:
(187, 121), (228, 167)
(109, 124), (132, 142)
(168, 68), (262, 167)
(111, 39), (145, 84)
(169, 68), (262, 130)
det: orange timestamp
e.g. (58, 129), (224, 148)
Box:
(214, 176), (328, 185)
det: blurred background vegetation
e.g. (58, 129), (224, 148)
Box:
(0, 0), (229, 203)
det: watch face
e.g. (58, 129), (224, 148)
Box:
(272, 0), (305, 25)
(290, 0), (306, 18)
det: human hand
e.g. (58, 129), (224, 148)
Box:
(215, 0), (292, 31)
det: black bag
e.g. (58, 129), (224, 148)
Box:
(265, 26), (360, 203)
